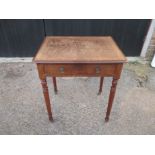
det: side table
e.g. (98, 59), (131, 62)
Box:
(33, 36), (126, 122)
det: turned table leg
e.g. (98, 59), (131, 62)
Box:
(52, 77), (58, 94)
(41, 79), (53, 121)
(98, 77), (104, 95)
(105, 77), (118, 122)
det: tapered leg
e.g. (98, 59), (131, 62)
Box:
(105, 78), (118, 122)
(52, 77), (58, 94)
(98, 77), (104, 95)
(41, 79), (53, 121)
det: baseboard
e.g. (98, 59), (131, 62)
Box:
(0, 57), (149, 64)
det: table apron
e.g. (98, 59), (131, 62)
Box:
(39, 63), (123, 78)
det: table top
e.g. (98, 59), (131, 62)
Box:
(34, 36), (127, 64)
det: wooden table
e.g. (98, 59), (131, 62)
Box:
(34, 36), (126, 122)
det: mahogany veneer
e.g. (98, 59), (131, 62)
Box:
(34, 36), (126, 122)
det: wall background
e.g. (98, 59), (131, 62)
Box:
(0, 19), (151, 57)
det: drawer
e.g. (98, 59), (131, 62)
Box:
(44, 64), (116, 77)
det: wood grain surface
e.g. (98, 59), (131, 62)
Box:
(34, 36), (126, 63)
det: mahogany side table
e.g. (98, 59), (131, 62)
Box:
(33, 36), (126, 122)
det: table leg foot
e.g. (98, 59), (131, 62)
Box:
(97, 91), (102, 95)
(105, 117), (109, 122)
(54, 90), (58, 94)
(49, 116), (54, 122)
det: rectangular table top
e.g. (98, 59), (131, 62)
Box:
(34, 36), (127, 64)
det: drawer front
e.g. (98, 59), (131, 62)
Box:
(44, 64), (116, 77)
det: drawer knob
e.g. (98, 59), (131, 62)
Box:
(59, 67), (64, 73)
(96, 66), (100, 74)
